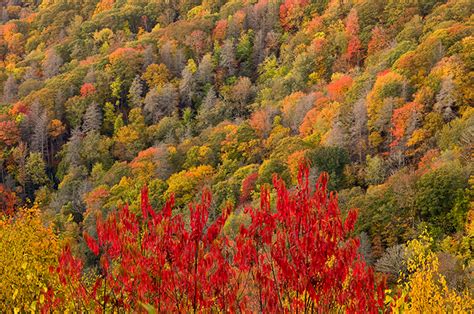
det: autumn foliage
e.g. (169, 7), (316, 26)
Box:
(43, 165), (385, 312)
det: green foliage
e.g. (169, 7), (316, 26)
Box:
(415, 162), (468, 233)
(257, 159), (290, 187)
(306, 146), (349, 190)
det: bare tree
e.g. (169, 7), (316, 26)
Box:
(42, 49), (63, 79)
(82, 102), (102, 134)
(3, 74), (18, 103)
(31, 110), (48, 156)
(197, 54), (214, 84)
(220, 39), (237, 76)
(434, 77), (456, 121)
(375, 244), (407, 281)
(179, 64), (195, 107)
(144, 84), (179, 123)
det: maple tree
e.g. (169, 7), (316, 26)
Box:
(343, 9), (362, 67)
(390, 102), (422, 148)
(80, 83), (96, 97)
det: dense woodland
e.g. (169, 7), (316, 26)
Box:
(0, 0), (472, 311)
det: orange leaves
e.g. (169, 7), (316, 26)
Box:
(279, 0), (309, 31)
(84, 187), (110, 212)
(94, 0), (115, 15)
(327, 74), (353, 101)
(48, 119), (66, 138)
(280, 91), (305, 120)
(368, 26), (389, 55)
(390, 102), (423, 147)
(213, 20), (227, 41)
(0, 120), (20, 146)
(80, 83), (96, 97)
(299, 108), (318, 136)
(130, 147), (159, 180)
(299, 100), (339, 142)
(0, 184), (17, 216)
(108, 47), (139, 64)
(249, 108), (273, 138)
(130, 147), (159, 169)
(9, 101), (27, 116)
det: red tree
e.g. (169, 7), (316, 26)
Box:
(234, 166), (385, 312)
(0, 184), (17, 216)
(80, 83), (96, 97)
(368, 26), (389, 55)
(343, 9), (362, 67)
(240, 172), (258, 204)
(0, 120), (20, 146)
(44, 165), (385, 312)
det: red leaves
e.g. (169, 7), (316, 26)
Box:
(83, 232), (99, 256)
(390, 101), (422, 147)
(48, 165), (385, 312)
(235, 166), (385, 312)
(213, 19), (227, 41)
(0, 184), (17, 216)
(80, 83), (96, 97)
(344, 208), (358, 233)
(240, 172), (258, 203)
(327, 75), (353, 101)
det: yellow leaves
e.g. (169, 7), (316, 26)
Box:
(369, 131), (383, 148)
(166, 165), (215, 207)
(94, 0), (115, 15)
(367, 71), (406, 136)
(142, 63), (171, 88)
(300, 101), (340, 143)
(0, 208), (62, 312)
(391, 231), (474, 313)
(406, 129), (427, 147)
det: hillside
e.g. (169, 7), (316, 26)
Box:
(0, 0), (473, 311)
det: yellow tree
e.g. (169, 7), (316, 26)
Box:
(0, 207), (62, 312)
(390, 232), (473, 312)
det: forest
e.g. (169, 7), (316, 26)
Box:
(0, 0), (472, 311)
